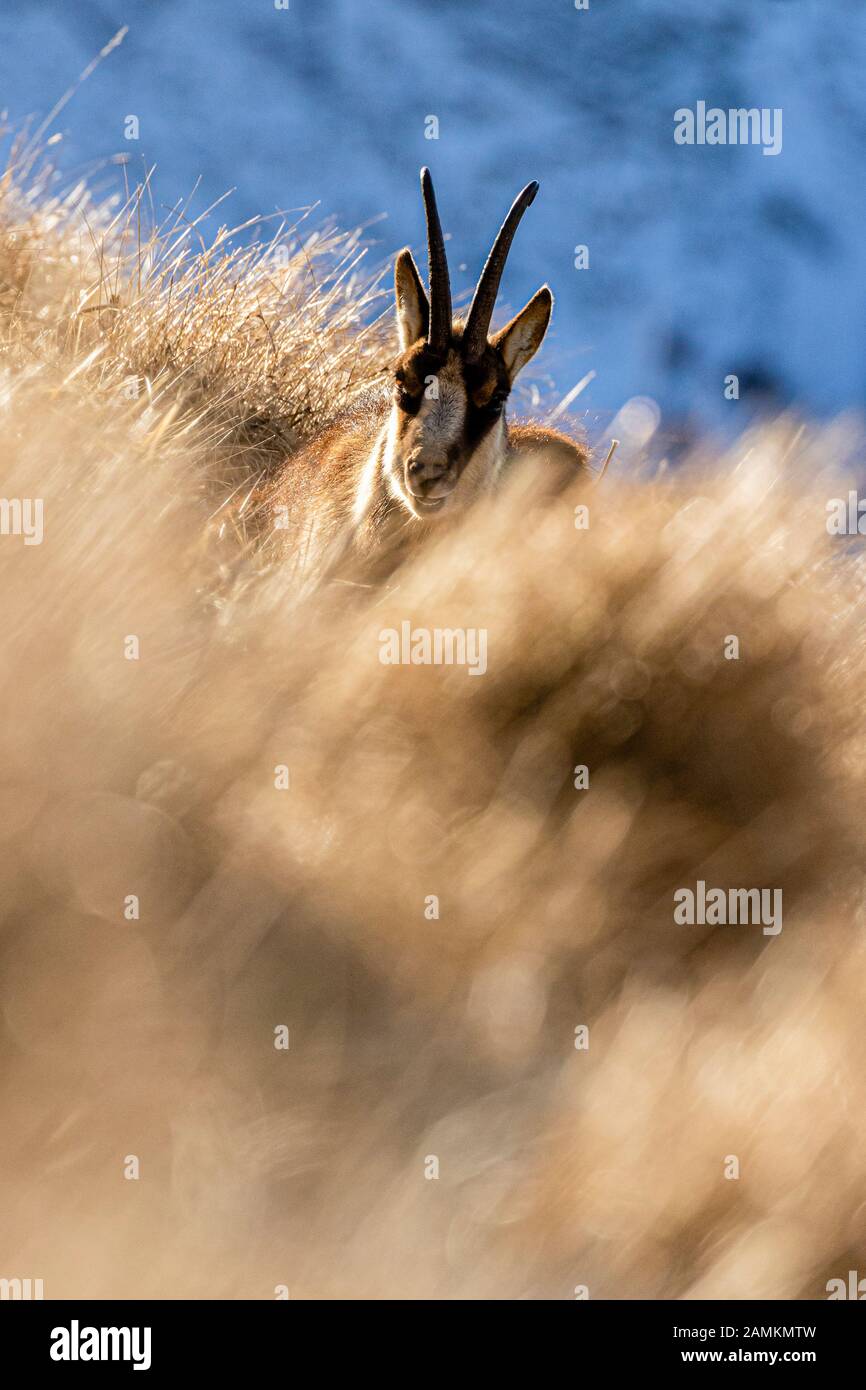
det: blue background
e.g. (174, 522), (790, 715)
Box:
(1, 0), (864, 441)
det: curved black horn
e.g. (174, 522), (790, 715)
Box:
(463, 181), (539, 362)
(420, 168), (452, 354)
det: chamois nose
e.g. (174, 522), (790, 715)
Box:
(407, 455), (444, 480)
(406, 454), (449, 497)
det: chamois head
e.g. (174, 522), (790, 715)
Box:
(388, 168), (552, 518)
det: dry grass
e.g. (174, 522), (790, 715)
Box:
(1, 145), (865, 1300)
(0, 130), (392, 527)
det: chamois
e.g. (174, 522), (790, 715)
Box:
(269, 168), (588, 574)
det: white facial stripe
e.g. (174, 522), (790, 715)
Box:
(353, 421), (391, 525)
(381, 414), (418, 514)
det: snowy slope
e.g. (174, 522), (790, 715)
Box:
(1, 0), (864, 439)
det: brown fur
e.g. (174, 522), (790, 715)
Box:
(266, 385), (392, 559)
(507, 420), (591, 474)
(263, 176), (589, 576)
(264, 388), (590, 579)
(265, 362), (589, 578)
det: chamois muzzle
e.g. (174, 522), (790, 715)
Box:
(405, 451), (455, 505)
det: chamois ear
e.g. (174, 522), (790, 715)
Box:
(394, 248), (430, 350)
(491, 285), (553, 383)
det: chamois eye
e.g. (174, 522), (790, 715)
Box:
(395, 383), (421, 413)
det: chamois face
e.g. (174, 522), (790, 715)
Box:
(390, 244), (553, 520)
(389, 334), (510, 517)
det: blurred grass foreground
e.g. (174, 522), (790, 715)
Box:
(1, 139), (866, 1300)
